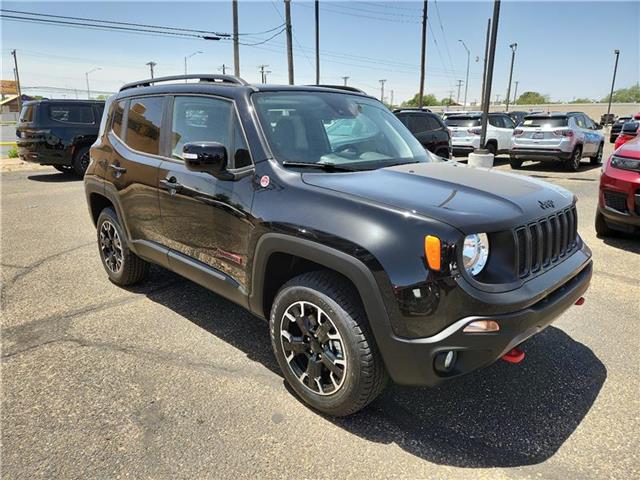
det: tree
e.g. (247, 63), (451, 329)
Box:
(95, 94), (109, 100)
(402, 92), (441, 107)
(515, 91), (549, 105)
(601, 84), (640, 103)
(569, 97), (594, 104)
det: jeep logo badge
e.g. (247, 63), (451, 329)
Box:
(538, 199), (555, 210)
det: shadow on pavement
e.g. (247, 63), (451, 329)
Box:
(27, 172), (80, 182)
(600, 232), (640, 254)
(144, 267), (606, 468)
(517, 160), (601, 175)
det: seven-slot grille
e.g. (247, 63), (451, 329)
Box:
(514, 205), (578, 278)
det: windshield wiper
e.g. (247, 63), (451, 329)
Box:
(282, 161), (357, 172)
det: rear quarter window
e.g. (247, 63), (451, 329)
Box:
(19, 105), (34, 123)
(49, 104), (96, 124)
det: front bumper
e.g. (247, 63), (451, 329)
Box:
(510, 148), (572, 161)
(598, 165), (640, 231)
(379, 257), (592, 387)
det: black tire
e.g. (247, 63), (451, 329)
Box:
(486, 142), (497, 156)
(96, 207), (149, 286)
(270, 271), (388, 416)
(609, 135), (616, 144)
(565, 146), (582, 172)
(590, 143), (604, 165)
(509, 156), (523, 169)
(53, 165), (73, 174)
(595, 210), (614, 237)
(72, 146), (91, 177)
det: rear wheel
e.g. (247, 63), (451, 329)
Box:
(96, 208), (149, 286)
(509, 156), (523, 169)
(590, 143), (603, 165)
(270, 271), (388, 416)
(595, 211), (615, 237)
(72, 146), (91, 177)
(565, 147), (582, 172)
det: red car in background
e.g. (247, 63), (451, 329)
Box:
(596, 135), (640, 236)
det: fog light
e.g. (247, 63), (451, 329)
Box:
(434, 350), (457, 373)
(463, 320), (500, 333)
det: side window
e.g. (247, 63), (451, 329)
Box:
(584, 117), (595, 129)
(49, 104), (95, 124)
(111, 100), (126, 139)
(502, 115), (515, 129)
(407, 115), (431, 134)
(126, 97), (164, 155)
(425, 115), (442, 130)
(575, 115), (586, 128)
(488, 115), (502, 128)
(171, 96), (232, 161)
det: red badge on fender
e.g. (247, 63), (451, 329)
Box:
(260, 175), (270, 188)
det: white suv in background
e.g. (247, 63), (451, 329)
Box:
(510, 112), (604, 171)
(445, 113), (515, 157)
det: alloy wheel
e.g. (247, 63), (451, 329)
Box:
(99, 220), (124, 274)
(79, 151), (90, 172)
(280, 301), (347, 396)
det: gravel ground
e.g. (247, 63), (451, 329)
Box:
(1, 142), (638, 479)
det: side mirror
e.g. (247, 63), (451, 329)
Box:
(182, 142), (229, 178)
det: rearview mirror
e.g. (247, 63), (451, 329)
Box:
(182, 142), (229, 179)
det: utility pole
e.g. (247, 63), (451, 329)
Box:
(10, 50), (22, 111)
(146, 61), (157, 78)
(479, 0), (501, 151)
(390, 90), (394, 108)
(418, 0), (428, 108)
(342, 76), (349, 86)
(495, 94), (501, 104)
(85, 67), (101, 100)
(456, 80), (463, 104)
(505, 42), (517, 111)
(232, 0), (240, 77)
(448, 90), (454, 106)
(606, 49), (620, 125)
(379, 79), (386, 103)
(458, 40), (470, 107)
(480, 18), (491, 111)
(219, 64), (228, 75)
(258, 65), (271, 83)
(315, 0), (320, 85)
(513, 80), (519, 105)
(284, 0), (294, 85)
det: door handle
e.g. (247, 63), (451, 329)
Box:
(160, 178), (183, 194)
(109, 164), (127, 175)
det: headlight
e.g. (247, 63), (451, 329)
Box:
(462, 233), (489, 276)
(610, 155), (640, 172)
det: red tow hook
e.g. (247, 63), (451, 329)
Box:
(575, 297), (585, 305)
(501, 347), (525, 364)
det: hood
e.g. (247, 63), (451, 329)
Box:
(302, 161), (575, 233)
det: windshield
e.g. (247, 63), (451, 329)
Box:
(522, 117), (568, 128)
(252, 91), (429, 169)
(445, 117), (481, 127)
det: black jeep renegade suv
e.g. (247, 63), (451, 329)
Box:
(84, 75), (592, 416)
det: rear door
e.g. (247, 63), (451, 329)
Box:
(104, 96), (164, 247)
(157, 95), (255, 293)
(574, 114), (593, 154)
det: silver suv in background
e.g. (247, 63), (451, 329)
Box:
(510, 112), (604, 171)
(445, 113), (515, 157)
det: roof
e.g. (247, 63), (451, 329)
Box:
(0, 94), (18, 106)
(524, 112), (568, 118)
(22, 98), (105, 105)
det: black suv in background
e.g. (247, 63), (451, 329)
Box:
(16, 99), (105, 176)
(610, 116), (631, 143)
(393, 108), (451, 158)
(85, 75), (592, 416)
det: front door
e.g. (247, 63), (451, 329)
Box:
(157, 95), (255, 291)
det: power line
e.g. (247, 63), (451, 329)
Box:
(433, 0), (457, 78)
(297, 3), (420, 24)
(238, 27), (286, 46)
(269, 1), (314, 71)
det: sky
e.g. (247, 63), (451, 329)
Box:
(1, 0), (639, 105)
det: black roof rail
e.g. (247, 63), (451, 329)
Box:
(392, 107), (432, 113)
(309, 84), (367, 94)
(120, 74), (250, 92)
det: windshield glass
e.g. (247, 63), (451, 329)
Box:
(445, 116), (482, 127)
(522, 117), (568, 128)
(252, 91), (429, 169)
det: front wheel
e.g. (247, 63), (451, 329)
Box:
(72, 146), (91, 177)
(565, 147), (582, 172)
(509, 156), (523, 169)
(595, 210), (615, 237)
(270, 271), (388, 416)
(590, 143), (603, 165)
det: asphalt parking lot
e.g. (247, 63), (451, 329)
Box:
(2, 143), (639, 479)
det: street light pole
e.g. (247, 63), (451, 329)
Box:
(379, 79), (386, 102)
(85, 67), (101, 100)
(606, 49), (620, 125)
(513, 80), (519, 105)
(284, 0), (294, 85)
(146, 61), (157, 78)
(479, 0), (501, 151)
(232, 0), (240, 77)
(458, 40), (470, 108)
(505, 42), (517, 111)
(480, 18), (491, 111)
(418, 0), (428, 108)
(315, 0), (320, 85)
(184, 51), (203, 81)
(342, 76), (349, 86)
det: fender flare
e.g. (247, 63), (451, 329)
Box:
(249, 233), (400, 370)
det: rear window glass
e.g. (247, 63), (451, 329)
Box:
(126, 97), (164, 155)
(621, 121), (639, 135)
(111, 100), (125, 139)
(49, 105), (95, 124)
(445, 117), (481, 127)
(522, 117), (568, 128)
(19, 105), (34, 122)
